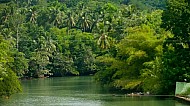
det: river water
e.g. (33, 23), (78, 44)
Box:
(0, 76), (189, 106)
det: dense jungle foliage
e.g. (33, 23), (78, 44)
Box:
(0, 0), (189, 97)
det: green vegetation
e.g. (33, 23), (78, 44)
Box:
(124, 0), (166, 10)
(180, 88), (190, 97)
(0, 35), (22, 97)
(0, 0), (189, 97)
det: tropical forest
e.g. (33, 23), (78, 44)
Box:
(0, 0), (190, 100)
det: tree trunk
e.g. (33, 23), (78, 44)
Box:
(16, 24), (19, 50)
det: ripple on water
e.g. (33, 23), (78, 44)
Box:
(3, 95), (103, 106)
(20, 96), (101, 106)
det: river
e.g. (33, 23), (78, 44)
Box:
(0, 76), (189, 106)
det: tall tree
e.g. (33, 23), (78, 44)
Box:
(0, 35), (22, 97)
(77, 12), (91, 32)
(161, 0), (190, 94)
(65, 11), (75, 35)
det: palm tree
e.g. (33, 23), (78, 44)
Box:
(1, 8), (11, 25)
(97, 33), (110, 49)
(53, 10), (65, 28)
(8, 9), (25, 50)
(29, 8), (37, 24)
(78, 12), (91, 32)
(65, 11), (76, 35)
(48, 7), (57, 25)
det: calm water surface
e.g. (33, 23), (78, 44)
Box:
(0, 76), (189, 106)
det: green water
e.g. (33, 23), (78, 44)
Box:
(0, 76), (189, 106)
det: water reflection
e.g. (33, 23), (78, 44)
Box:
(0, 76), (189, 106)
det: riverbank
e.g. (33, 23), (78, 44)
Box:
(175, 96), (190, 104)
